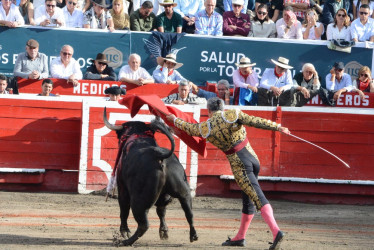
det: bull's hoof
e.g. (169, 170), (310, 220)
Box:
(190, 233), (198, 242)
(159, 229), (169, 240)
(120, 229), (131, 239)
(122, 239), (133, 246)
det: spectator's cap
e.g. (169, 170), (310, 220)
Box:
(271, 56), (293, 69)
(92, 53), (108, 64)
(333, 62), (345, 70)
(26, 39), (39, 48)
(232, 0), (244, 5)
(104, 86), (126, 95)
(157, 53), (183, 69)
(92, 0), (110, 8)
(159, 0), (177, 7)
(235, 57), (256, 67)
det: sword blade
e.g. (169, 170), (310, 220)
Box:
(288, 133), (350, 169)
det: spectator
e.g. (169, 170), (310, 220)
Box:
(223, 0), (248, 14)
(283, 0), (310, 22)
(302, 9), (324, 39)
(322, 0), (353, 26)
(353, 0), (374, 19)
(174, 0), (204, 33)
(326, 8), (351, 41)
(162, 79), (206, 105)
(292, 63), (321, 106)
(13, 39), (49, 80)
(130, 1), (157, 31)
(195, 0), (223, 36)
(223, 0), (251, 37)
(37, 79), (57, 96)
(0, 0), (25, 27)
(276, 6), (303, 39)
(190, 79), (232, 105)
(83, 0), (114, 31)
(19, 0), (35, 25)
(153, 53), (186, 84)
(50, 45), (83, 86)
(248, 3), (276, 37)
(351, 4), (374, 42)
(352, 66), (374, 99)
(84, 53), (117, 81)
(131, 0), (162, 15)
(0, 75), (9, 94)
(63, 0), (83, 28)
(258, 56), (295, 106)
(118, 53), (153, 86)
(325, 62), (353, 101)
(215, 0), (225, 14)
(232, 56), (259, 105)
(104, 85), (126, 101)
(255, 0), (283, 22)
(34, 0), (65, 27)
(156, 0), (182, 33)
(110, 0), (130, 30)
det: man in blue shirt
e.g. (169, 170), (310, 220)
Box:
(325, 62), (353, 101)
(190, 79), (232, 104)
(195, 0), (223, 36)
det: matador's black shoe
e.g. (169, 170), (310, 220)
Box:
(269, 230), (285, 250)
(222, 237), (246, 247)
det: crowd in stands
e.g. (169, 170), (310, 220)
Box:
(1, 0), (374, 41)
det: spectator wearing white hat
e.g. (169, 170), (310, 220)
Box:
(152, 53), (186, 84)
(223, 0), (251, 36)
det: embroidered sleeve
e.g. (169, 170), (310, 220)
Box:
(222, 109), (239, 123)
(238, 111), (279, 131)
(174, 118), (204, 137)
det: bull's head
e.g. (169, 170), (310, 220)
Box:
(103, 107), (123, 131)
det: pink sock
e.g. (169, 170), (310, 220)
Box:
(260, 204), (280, 240)
(231, 213), (254, 241)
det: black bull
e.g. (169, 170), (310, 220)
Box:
(104, 108), (198, 246)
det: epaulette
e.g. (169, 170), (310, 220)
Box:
(222, 109), (239, 123)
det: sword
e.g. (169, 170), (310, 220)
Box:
(287, 133), (350, 169)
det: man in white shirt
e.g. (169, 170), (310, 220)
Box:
(63, 0), (83, 28)
(0, 0), (25, 27)
(50, 45), (82, 86)
(276, 6), (302, 39)
(325, 61), (353, 101)
(34, 0), (65, 27)
(118, 53), (154, 86)
(351, 4), (374, 42)
(258, 56), (295, 106)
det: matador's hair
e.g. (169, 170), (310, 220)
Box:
(207, 97), (224, 112)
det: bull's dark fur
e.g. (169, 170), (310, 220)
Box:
(108, 116), (198, 246)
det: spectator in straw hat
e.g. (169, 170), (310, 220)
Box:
(258, 56), (295, 106)
(104, 85), (126, 101)
(232, 56), (259, 105)
(84, 53), (117, 81)
(156, 0), (183, 33)
(152, 53), (186, 84)
(222, 0), (251, 36)
(83, 0), (114, 31)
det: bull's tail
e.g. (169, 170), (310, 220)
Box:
(150, 117), (175, 159)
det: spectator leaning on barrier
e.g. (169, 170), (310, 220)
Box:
(276, 6), (303, 39)
(130, 1), (157, 31)
(50, 45), (83, 86)
(351, 4), (374, 42)
(110, 0), (130, 30)
(84, 53), (117, 81)
(162, 79), (206, 105)
(326, 8), (351, 41)
(325, 62), (353, 101)
(292, 63), (321, 107)
(152, 53), (186, 84)
(37, 78), (57, 96)
(0, 75), (9, 94)
(118, 53), (154, 86)
(190, 79), (232, 105)
(34, 0), (65, 27)
(83, 0), (114, 31)
(258, 56), (295, 106)
(302, 8), (324, 40)
(173, 0), (204, 34)
(0, 0), (25, 27)
(19, 0), (35, 25)
(104, 85), (126, 101)
(156, 0), (183, 33)
(63, 0), (83, 28)
(222, 0), (251, 37)
(352, 66), (374, 99)
(195, 0), (223, 36)
(13, 39), (49, 80)
(248, 3), (276, 38)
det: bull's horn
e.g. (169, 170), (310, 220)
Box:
(103, 107), (123, 131)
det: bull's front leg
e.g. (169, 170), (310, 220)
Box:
(156, 205), (169, 240)
(179, 196), (198, 242)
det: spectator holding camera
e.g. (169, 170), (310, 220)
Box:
(34, 0), (65, 27)
(302, 9), (324, 40)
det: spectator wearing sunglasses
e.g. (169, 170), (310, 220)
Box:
(63, 0), (83, 27)
(353, 0), (374, 19)
(83, 0), (114, 31)
(34, 0), (65, 26)
(223, 0), (251, 36)
(50, 45), (82, 86)
(223, 0), (248, 14)
(321, 0), (353, 26)
(351, 4), (374, 42)
(325, 62), (353, 101)
(248, 3), (276, 37)
(352, 66), (374, 100)
(254, 0), (283, 22)
(326, 8), (351, 41)
(84, 53), (117, 81)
